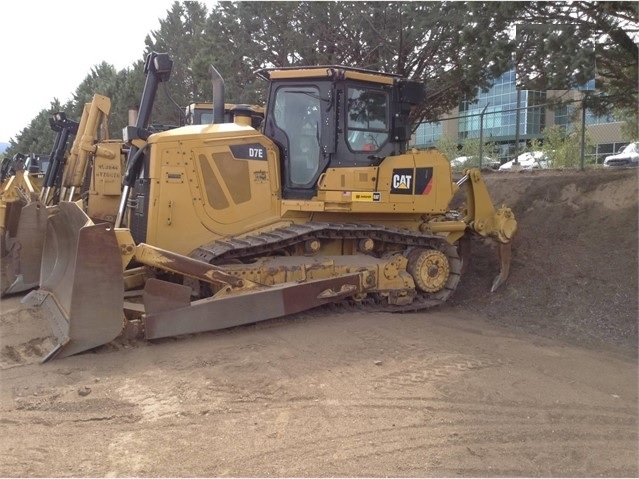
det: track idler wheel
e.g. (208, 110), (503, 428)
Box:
(406, 248), (450, 293)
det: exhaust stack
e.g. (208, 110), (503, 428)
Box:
(210, 65), (225, 124)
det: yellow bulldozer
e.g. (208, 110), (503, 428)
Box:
(23, 52), (517, 362)
(1, 96), (117, 295)
(1, 113), (79, 291)
(0, 153), (45, 255)
(2, 90), (264, 297)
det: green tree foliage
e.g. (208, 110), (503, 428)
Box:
(142, 1), (210, 126)
(108, 62), (147, 136)
(433, 136), (498, 170)
(532, 124), (595, 167)
(192, 1), (518, 122)
(71, 63), (119, 115)
(514, 1), (638, 115)
(5, 1), (636, 160)
(347, 1), (518, 122)
(6, 64), (133, 157)
(614, 107), (639, 141)
(69, 62), (125, 139)
(433, 136), (459, 162)
(190, 1), (328, 106)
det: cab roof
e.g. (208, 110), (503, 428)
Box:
(255, 65), (404, 85)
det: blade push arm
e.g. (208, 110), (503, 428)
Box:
(458, 168), (517, 292)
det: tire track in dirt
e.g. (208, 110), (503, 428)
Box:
(195, 394), (636, 477)
(0, 304), (57, 369)
(1, 257), (636, 478)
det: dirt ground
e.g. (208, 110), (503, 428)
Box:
(0, 168), (637, 477)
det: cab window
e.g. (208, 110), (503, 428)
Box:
(346, 88), (389, 152)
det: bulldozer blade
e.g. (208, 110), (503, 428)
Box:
(21, 201), (125, 361)
(1, 199), (26, 259)
(2, 201), (52, 295)
(490, 242), (512, 292)
(143, 274), (364, 340)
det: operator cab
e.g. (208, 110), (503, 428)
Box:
(257, 66), (425, 199)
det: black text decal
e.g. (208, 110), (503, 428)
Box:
(230, 143), (268, 160)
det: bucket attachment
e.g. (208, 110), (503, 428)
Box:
(2, 201), (51, 295)
(21, 202), (125, 362)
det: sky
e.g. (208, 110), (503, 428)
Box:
(0, 0), (184, 143)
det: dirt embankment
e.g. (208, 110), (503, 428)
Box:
(452, 167), (638, 354)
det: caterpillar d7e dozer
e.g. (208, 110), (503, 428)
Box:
(1, 95), (117, 296)
(3, 90), (265, 297)
(0, 116), (78, 257)
(1, 153), (33, 184)
(1, 114), (78, 274)
(24, 52), (517, 362)
(0, 154), (43, 256)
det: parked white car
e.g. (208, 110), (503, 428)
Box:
(450, 155), (500, 170)
(450, 156), (471, 169)
(499, 151), (550, 171)
(603, 142), (639, 168)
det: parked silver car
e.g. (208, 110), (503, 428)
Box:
(604, 142), (639, 168)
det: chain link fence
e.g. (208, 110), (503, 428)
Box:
(411, 97), (636, 170)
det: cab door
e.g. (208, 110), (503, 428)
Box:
(264, 84), (329, 199)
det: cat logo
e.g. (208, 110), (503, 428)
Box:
(393, 175), (411, 189)
(391, 168), (414, 194)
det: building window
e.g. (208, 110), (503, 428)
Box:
(555, 104), (620, 129)
(554, 105), (572, 128)
(413, 121), (443, 147)
(585, 110), (618, 125)
(458, 70), (545, 140)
